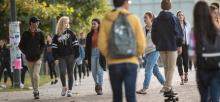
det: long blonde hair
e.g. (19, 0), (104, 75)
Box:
(56, 16), (70, 35)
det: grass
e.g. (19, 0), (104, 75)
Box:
(0, 75), (51, 92)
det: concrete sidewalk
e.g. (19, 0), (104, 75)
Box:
(0, 67), (200, 102)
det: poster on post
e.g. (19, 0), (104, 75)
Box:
(9, 21), (22, 71)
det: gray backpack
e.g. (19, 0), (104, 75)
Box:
(108, 13), (137, 58)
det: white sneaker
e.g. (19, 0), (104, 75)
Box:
(61, 87), (67, 96)
(75, 81), (79, 86)
(20, 83), (24, 89)
(0, 84), (6, 88)
(67, 90), (73, 97)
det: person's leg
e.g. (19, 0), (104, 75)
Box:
(196, 70), (209, 102)
(176, 54), (184, 85)
(209, 70), (220, 102)
(3, 69), (7, 84)
(78, 64), (82, 81)
(66, 55), (75, 91)
(182, 45), (189, 82)
(21, 66), (27, 84)
(153, 63), (165, 85)
(32, 59), (42, 92)
(159, 51), (168, 92)
(166, 51), (177, 90)
(27, 61), (34, 90)
(124, 63), (138, 102)
(109, 64), (124, 102)
(48, 61), (54, 80)
(142, 51), (159, 89)
(73, 63), (77, 81)
(58, 58), (67, 88)
(91, 49), (98, 85)
(96, 56), (104, 95)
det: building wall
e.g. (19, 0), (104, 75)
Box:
(108, 0), (220, 26)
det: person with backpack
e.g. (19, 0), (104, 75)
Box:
(19, 16), (45, 99)
(52, 16), (79, 97)
(151, 0), (183, 94)
(136, 11), (165, 95)
(85, 18), (106, 95)
(98, 0), (146, 101)
(189, 1), (220, 101)
(176, 11), (191, 85)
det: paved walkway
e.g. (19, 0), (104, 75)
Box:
(0, 67), (200, 102)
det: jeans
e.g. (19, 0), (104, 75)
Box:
(109, 63), (138, 102)
(58, 54), (75, 90)
(197, 69), (220, 102)
(91, 48), (103, 86)
(143, 51), (165, 89)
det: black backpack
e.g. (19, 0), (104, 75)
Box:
(108, 12), (137, 58)
(197, 34), (220, 69)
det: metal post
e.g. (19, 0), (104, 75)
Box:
(10, 0), (21, 88)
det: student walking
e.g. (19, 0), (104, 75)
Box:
(151, 0), (183, 94)
(136, 11), (165, 94)
(52, 16), (79, 97)
(85, 18), (106, 95)
(190, 1), (220, 102)
(19, 16), (45, 99)
(176, 11), (191, 85)
(98, 0), (146, 101)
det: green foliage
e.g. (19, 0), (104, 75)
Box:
(0, 0), (110, 39)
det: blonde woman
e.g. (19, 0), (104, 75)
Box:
(52, 16), (79, 97)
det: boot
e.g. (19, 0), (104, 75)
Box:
(95, 85), (99, 94)
(184, 73), (188, 83)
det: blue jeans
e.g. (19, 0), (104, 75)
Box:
(143, 51), (165, 89)
(91, 48), (104, 86)
(109, 63), (138, 102)
(197, 69), (220, 102)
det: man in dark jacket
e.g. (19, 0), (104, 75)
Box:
(19, 16), (45, 99)
(151, 0), (183, 94)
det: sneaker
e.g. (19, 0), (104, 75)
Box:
(33, 91), (40, 99)
(0, 84), (6, 88)
(54, 79), (58, 84)
(160, 86), (171, 93)
(61, 87), (67, 96)
(51, 81), (54, 85)
(136, 88), (147, 94)
(97, 86), (103, 95)
(75, 81), (79, 86)
(20, 83), (24, 89)
(67, 90), (73, 97)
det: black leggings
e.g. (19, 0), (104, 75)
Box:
(21, 65), (28, 84)
(0, 62), (13, 85)
(82, 60), (89, 77)
(176, 44), (189, 76)
(59, 55), (75, 90)
(74, 64), (82, 81)
(48, 61), (57, 79)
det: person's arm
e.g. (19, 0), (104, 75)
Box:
(70, 31), (79, 58)
(18, 32), (27, 55)
(151, 19), (158, 45)
(52, 35), (59, 60)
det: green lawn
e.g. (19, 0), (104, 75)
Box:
(0, 75), (51, 92)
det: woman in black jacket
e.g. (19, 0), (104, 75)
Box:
(85, 18), (106, 95)
(52, 16), (79, 97)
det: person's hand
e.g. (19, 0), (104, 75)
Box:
(177, 47), (182, 55)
